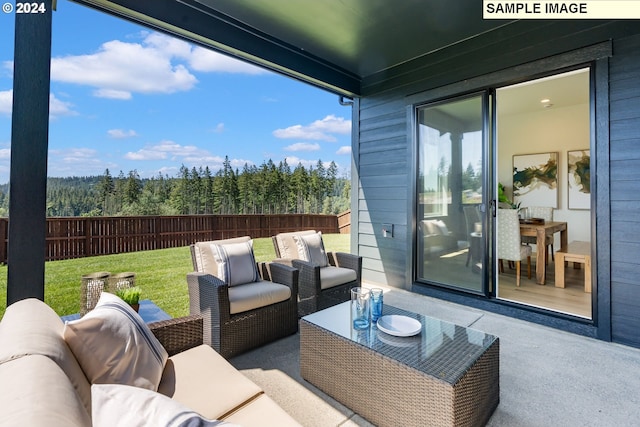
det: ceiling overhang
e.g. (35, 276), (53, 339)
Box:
(70, 0), (363, 96)
(69, 0), (515, 97)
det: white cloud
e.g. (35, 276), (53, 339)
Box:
(47, 147), (113, 176)
(2, 61), (13, 77)
(337, 146), (352, 155)
(48, 32), (268, 100)
(124, 140), (252, 171)
(108, 129), (138, 139)
(283, 156), (318, 169)
(0, 148), (10, 159)
(125, 149), (166, 161)
(188, 47), (267, 74)
(142, 32), (192, 59)
(51, 147), (97, 162)
(284, 142), (321, 152)
(94, 89), (132, 100)
(124, 140), (201, 161)
(212, 123), (225, 133)
(1, 90), (76, 119)
(49, 94), (78, 119)
(51, 36), (198, 100)
(0, 90), (11, 115)
(273, 115), (351, 142)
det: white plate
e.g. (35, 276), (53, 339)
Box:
(376, 315), (422, 337)
(376, 331), (418, 348)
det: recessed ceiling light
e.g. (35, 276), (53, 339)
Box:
(540, 98), (551, 103)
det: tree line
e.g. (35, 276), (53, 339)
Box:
(0, 157), (350, 217)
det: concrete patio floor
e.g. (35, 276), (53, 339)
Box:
(229, 284), (640, 426)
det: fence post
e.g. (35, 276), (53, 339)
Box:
(0, 218), (7, 263)
(85, 217), (92, 257)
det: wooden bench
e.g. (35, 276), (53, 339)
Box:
(555, 241), (591, 293)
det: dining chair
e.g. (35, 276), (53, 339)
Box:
(497, 209), (532, 287)
(521, 206), (554, 263)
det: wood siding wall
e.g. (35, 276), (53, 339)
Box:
(609, 34), (640, 347)
(0, 214), (341, 263)
(355, 26), (640, 347)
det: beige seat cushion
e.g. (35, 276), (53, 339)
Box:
(223, 393), (301, 427)
(158, 344), (263, 420)
(274, 230), (317, 258)
(0, 298), (92, 414)
(0, 354), (91, 427)
(228, 280), (292, 314)
(320, 266), (357, 290)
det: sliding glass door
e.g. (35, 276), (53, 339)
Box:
(414, 68), (592, 320)
(416, 93), (490, 294)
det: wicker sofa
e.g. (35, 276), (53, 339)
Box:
(418, 219), (459, 257)
(0, 298), (300, 427)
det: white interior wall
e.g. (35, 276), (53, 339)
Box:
(497, 103), (591, 245)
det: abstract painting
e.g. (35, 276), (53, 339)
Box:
(513, 152), (558, 208)
(568, 149), (590, 209)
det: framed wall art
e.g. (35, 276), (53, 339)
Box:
(567, 149), (590, 210)
(512, 152), (558, 208)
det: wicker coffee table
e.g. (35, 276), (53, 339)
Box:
(300, 302), (499, 427)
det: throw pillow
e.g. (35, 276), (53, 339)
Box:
(293, 232), (329, 267)
(210, 240), (260, 286)
(91, 384), (239, 427)
(63, 292), (168, 391)
(433, 219), (450, 235)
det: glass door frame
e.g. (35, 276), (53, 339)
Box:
(406, 43), (609, 335)
(412, 90), (494, 298)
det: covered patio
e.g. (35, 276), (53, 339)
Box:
(230, 284), (640, 426)
(7, 2), (640, 424)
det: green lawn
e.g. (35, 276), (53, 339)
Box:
(0, 234), (350, 318)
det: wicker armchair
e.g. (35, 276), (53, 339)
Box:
(149, 314), (204, 356)
(187, 236), (299, 359)
(272, 230), (362, 316)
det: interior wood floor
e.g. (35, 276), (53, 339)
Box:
(421, 249), (592, 319)
(497, 252), (592, 319)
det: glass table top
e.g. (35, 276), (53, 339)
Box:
(61, 299), (171, 323)
(302, 301), (498, 384)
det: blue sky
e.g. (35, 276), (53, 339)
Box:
(0, 1), (353, 183)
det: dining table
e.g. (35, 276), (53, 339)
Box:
(519, 220), (568, 285)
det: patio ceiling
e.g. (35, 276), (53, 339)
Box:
(70, 0), (514, 96)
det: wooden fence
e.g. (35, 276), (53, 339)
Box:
(0, 212), (350, 263)
(337, 210), (351, 234)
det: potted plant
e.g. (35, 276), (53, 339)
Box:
(116, 286), (142, 312)
(498, 182), (521, 209)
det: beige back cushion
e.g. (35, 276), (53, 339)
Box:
(0, 298), (92, 414)
(274, 230), (317, 258)
(193, 236), (251, 275)
(0, 355), (92, 427)
(63, 292), (168, 391)
(293, 232), (329, 267)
